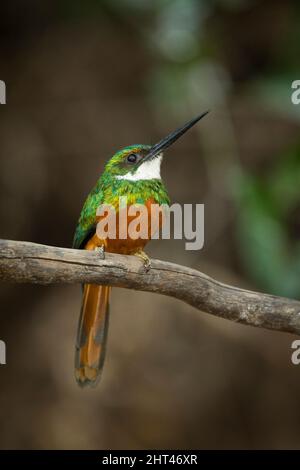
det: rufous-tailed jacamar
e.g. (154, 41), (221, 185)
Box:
(73, 112), (208, 387)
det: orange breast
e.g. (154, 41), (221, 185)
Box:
(85, 199), (164, 255)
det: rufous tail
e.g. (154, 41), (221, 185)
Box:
(75, 284), (111, 387)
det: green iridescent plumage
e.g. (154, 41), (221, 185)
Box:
(73, 144), (170, 249)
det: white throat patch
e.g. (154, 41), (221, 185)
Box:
(116, 154), (163, 181)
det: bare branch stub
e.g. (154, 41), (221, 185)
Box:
(0, 238), (300, 335)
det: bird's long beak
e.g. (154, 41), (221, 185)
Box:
(143, 111), (209, 162)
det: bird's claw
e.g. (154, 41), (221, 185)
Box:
(143, 258), (151, 272)
(95, 245), (105, 260)
(135, 251), (151, 272)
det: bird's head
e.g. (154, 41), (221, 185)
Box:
(104, 111), (209, 181)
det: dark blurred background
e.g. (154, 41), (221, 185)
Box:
(0, 0), (300, 449)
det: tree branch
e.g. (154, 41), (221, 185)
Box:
(0, 238), (300, 335)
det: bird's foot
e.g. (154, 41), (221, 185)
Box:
(95, 244), (105, 260)
(134, 250), (151, 272)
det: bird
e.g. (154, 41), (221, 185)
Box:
(72, 111), (209, 387)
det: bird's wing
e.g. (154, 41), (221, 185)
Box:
(72, 185), (104, 250)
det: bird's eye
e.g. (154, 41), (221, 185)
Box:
(127, 153), (138, 164)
